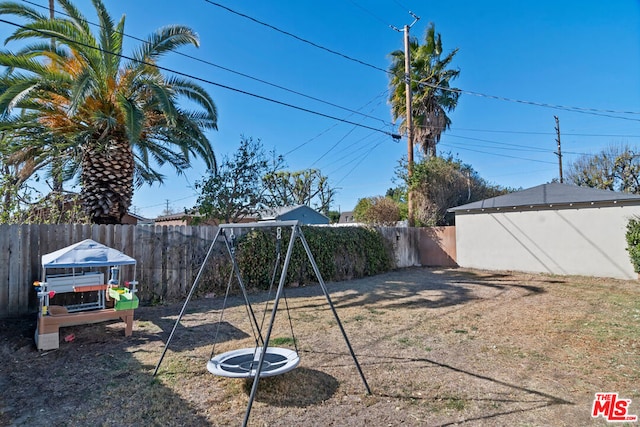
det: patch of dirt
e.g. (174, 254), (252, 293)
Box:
(1, 267), (639, 426)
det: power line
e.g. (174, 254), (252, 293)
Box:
(446, 134), (594, 156)
(284, 91), (392, 156)
(391, 0), (413, 13)
(201, 0), (640, 123)
(202, 0), (391, 74)
(347, 0), (391, 27)
(334, 139), (387, 186)
(0, 18), (401, 140)
(419, 81), (640, 121)
(310, 126), (359, 167)
(439, 142), (557, 164)
(449, 127), (640, 138)
(447, 134), (550, 153)
(485, 167), (558, 179)
(326, 133), (387, 176)
(308, 94), (390, 167)
(319, 131), (380, 172)
(20, 0), (392, 127)
(34, 0), (638, 128)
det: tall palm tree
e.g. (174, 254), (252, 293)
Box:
(0, 0), (218, 223)
(388, 23), (460, 158)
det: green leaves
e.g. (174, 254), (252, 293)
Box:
(626, 218), (640, 273)
(235, 226), (393, 289)
(0, 0), (218, 223)
(387, 23), (460, 157)
(566, 144), (640, 194)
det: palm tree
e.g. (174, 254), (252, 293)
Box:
(0, 0), (218, 223)
(388, 23), (460, 158)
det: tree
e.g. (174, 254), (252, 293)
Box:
(326, 210), (341, 223)
(353, 196), (400, 226)
(262, 169), (335, 214)
(385, 187), (408, 220)
(396, 155), (510, 226)
(0, 0), (218, 224)
(565, 144), (640, 193)
(195, 137), (280, 223)
(388, 23), (460, 157)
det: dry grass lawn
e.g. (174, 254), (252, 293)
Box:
(1, 267), (639, 426)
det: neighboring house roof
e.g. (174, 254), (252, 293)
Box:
(338, 211), (356, 223)
(449, 182), (640, 213)
(125, 212), (153, 225)
(258, 205), (329, 224)
(153, 212), (222, 226)
(154, 212), (195, 222)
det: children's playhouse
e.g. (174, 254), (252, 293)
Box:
(34, 239), (139, 350)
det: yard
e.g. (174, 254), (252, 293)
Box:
(1, 267), (639, 426)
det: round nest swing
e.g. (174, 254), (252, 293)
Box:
(207, 347), (300, 378)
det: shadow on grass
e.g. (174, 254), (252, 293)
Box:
(280, 267), (546, 313)
(308, 348), (572, 426)
(0, 315), (211, 427)
(240, 367), (339, 407)
(140, 318), (250, 353)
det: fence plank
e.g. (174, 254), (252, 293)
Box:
(7, 225), (21, 315)
(1, 223), (433, 318)
(17, 224), (30, 312)
(28, 224), (42, 311)
(0, 225), (10, 317)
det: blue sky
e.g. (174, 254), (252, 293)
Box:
(2, 1), (640, 218)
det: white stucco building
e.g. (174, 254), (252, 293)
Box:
(449, 183), (640, 280)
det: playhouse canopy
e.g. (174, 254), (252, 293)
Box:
(42, 239), (136, 268)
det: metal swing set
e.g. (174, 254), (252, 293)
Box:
(153, 220), (370, 426)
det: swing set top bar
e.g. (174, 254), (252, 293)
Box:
(218, 220), (300, 229)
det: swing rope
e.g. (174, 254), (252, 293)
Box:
(230, 230), (264, 349)
(216, 229), (264, 357)
(209, 264), (235, 360)
(258, 227), (282, 333)
(209, 226), (299, 366)
(281, 286), (299, 354)
(256, 226), (298, 354)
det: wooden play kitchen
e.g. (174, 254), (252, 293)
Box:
(34, 239), (139, 350)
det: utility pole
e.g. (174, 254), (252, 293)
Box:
(393, 12), (420, 227)
(554, 115), (563, 183)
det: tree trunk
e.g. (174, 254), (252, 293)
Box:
(81, 137), (134, 224)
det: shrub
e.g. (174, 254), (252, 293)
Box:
(626, 218), (640, 273)
(235, 226), (393, 289)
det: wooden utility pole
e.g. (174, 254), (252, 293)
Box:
(393, 12), (419, 227)
(404, 24), (415, 227)
(554, 115), (563, 183)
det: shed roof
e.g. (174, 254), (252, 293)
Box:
(259, 205), (329, 221)
(42, 239), (136, 268)
(449, 182), (640, 213)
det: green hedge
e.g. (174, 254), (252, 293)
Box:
(626, 218), (640, 273)
(234, 226), (393, 289)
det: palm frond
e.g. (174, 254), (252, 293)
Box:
(0, 2), (47, 23)
(132, 25), (199, 63)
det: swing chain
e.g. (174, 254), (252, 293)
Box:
(229, 230), (236, 255)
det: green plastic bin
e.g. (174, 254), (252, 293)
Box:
(109, 287), (139, 311)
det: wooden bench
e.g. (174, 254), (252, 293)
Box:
(36, 304), (134, 350)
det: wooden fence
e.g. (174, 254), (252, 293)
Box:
(0, 224), (218, 318)
(0, 224), (457, 318)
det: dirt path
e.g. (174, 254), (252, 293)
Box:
(1, 267), (639, 426)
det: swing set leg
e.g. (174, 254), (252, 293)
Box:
(153, 228), (222, 376)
